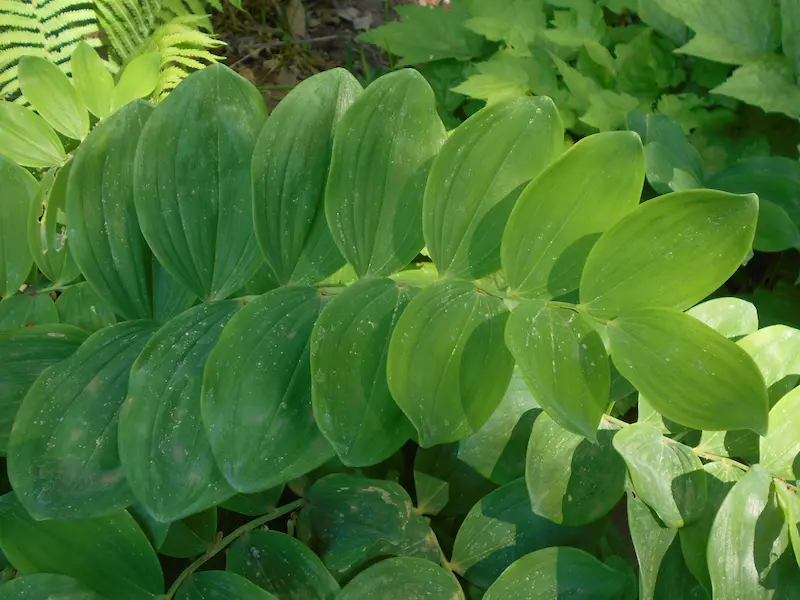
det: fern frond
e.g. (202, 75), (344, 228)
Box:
(0, 0), (101, 99)
(159, 0), (215, 30)
(94, 0), (161, 61)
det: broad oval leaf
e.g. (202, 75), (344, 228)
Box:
(608, 308), (769, 434)
(311, 278), (414, 466)
(298, 474), (439, 581)
(178, 571), (276, 600)
(66, 100), (154, 320)
(71, 42), (114, 120)
(424, 96), (563, 279)
(686, 297), (758, 338)
(202, 286), (333, 492)
(134, 64), (267, 300)
(0, 156), (38, 298)
(387, 279), (514, 446)
(0, 102), (65, 168)
(227, 530), (339, 599)
(760, 386), (800, 479)
(252, 68), (361, 285)
(482, 547), (626, 600)
(526, 414), (625, 526)
(451, 479), (597, 588)
(55, 283), (116, 332)
(325, 68), (447, 278)
(505, 301), (609, 440)
(0, 492), (163, 600)
(0, 324), (88, 453)
(28, 163), (81, 287)
(111, 53), (160, 113)
(119, 302), (240, 523)
(8, 320), (158, 520)
(580, 190), (758, 317)
(502, 131), (644, 299)
(338, 557), (462, 600)
(737, 324), (800, 387)
(0, 294), (58, 329)
(612, 423), (707, 528)
(18, 56), (89, 140)
(0, 573), (105, 599)
(159, 508), (217, 558)
(627, 491), (679, 600)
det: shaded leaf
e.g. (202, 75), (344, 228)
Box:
(177, 571), (276, 600)
(160, 508), (217, 558)
(55, 283), (116, 332)
(0, 156), (38, 298)
(337, 557), (462, 600)
(0, 573), (105, 599)
(0, 294), (58, 330)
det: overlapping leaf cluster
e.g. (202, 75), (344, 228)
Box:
(0, 62), (799, 599)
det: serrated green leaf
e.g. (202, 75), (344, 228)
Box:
(580, 190), (758, 317)
(0, 573), (105, 599)
(55, 283), (116, 332)
(0, 156), (37, 298)
(526, 414), (625, 526)
(451, 54), (559, 104)
(580, 90), (639, 132)
(482, 547), (626, 600)
(18, 56), (89, 140)
(0, 294), (58, 330)
(66, 100), (154, 320)
(252, 69), (360, 285)
(111, 53), (160, 112)
(638, 0), (688, 44)
(712, 59), (800, 121)
(71, 42), (114, 120)
(465, 0), (546, 52)
(8, 320), (157, 519)
(0, 102), (65, 168)
(424, 96), (563, 279)
(686, 297), (758, 338)
(119, 302), (239, 522)
(761, 386), (800, 479)
(134, 65), (267, 300)
(387, 279), (514, 447)
(0, 492), (163, 600)
(506, 302), (609, 440)
(202, 287), (333, 492)
(177, 571), (277, 600)
(311, 278), (414, 467)
(160, 507), (216, 558)
(325, 69), (446, 278)
(299, 474), (439, 581)
(337, 557), (462, 600)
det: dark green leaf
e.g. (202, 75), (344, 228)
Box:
(387, 279), (514, 447)
(160, 507), (217, 558)
(134, 65), (267, 300)
(8, 321), (157, 519)
(782, 0), (800, 75)
(129, 503), (170, 551)
(152, 260), (196, 323)
(0, 294), (58, 330)
(252, 69), (360, 285)
(221, 486), (283, 516)
(325, 69), (447, 278)
(177, 571), (276, 600)
(311, 278), (414, 466)
(202, 287), (332, 492)
(55, 283), (116, 332)
(0, 573), (105, 599)
(0, 156), (37, 298)
(337, 557), (463, 600)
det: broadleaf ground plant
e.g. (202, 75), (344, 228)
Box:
(0, 58), (799, 599)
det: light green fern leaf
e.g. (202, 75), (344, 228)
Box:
(160, 0), (221, 30)
(0, 0), (102, 99)
(93, 0), (160, 61)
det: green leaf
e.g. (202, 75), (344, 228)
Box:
(0, 102), (65, 168)
(55, 283), (116, 332)
(387, 279), (514, 447)
(202, 287), (332, 492)
(325, 69), (447, 278)
(252, 69), (361, 285)
(221, 486), (283, 516)
(66, 100), (154, 320)
(129, 504), (170, 551)
(0, 492), (163, 600)
(526, 414), (626, 526)
(0, 324), (87, 454)
(450, 479), (597, 588)
(18, 56), (89, 140)
(414, 443), (496, 516)
(502, 131), (644, 299)
(0, 156), (37, 298)
(311, 278), (414, 466)
(580, 91), (639, 133)
(8, 320), (157, 519)
(423, 97), (563, 280)
(152, 260), (196, 323)
(642, 114), (704, 195)
(661, 0), (781, 65)
(71, 42), (114, 120)
(482, 547), (626, 600)
(337, 557), (462, 600)
(111, 52), (160, 112)
(627, 491), (677, 600)
(357, 3), (484, 65)
(505, 302), (609, 440)
(28, 164), (82, 287)
(120, 302), (239, 522)
(134, 64), (267, 300)
(580, 190), (758, 317)
(712, 59), (800, 121)
(298, 474), (439, 581)
(464, 0), (546, 52)
(760, 386), (800, 479)
(638, 0), (688, 44)
(782, 0), (800, 76)
(451, 55), (559, 105)
(227, 530), (339, 599)
(160, 508), (217, 558)
(737, 325), (800, 387)
(177, 571), (277, 600)
(776, 482), (800, 571)
(456, 366), (541, 485)
(0, 573), (105, 599)
(612, 423), (707, 528)
(686, 297), (758, 338)
(0, 294), (58, 329)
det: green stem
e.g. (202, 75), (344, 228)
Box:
(161, 499), (305, 599)
(27, 281), (82, 295)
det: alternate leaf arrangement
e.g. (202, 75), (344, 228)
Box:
(1, 60), (800, 600)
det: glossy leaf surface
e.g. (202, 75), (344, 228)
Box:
(686, 297), (758, 338)
(760, 386), (800, 478)
(338, 557), (462, 600)
(0, 100), (65, 168)
(177, 571), (276, 600)
(0, 573), (105, 599)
